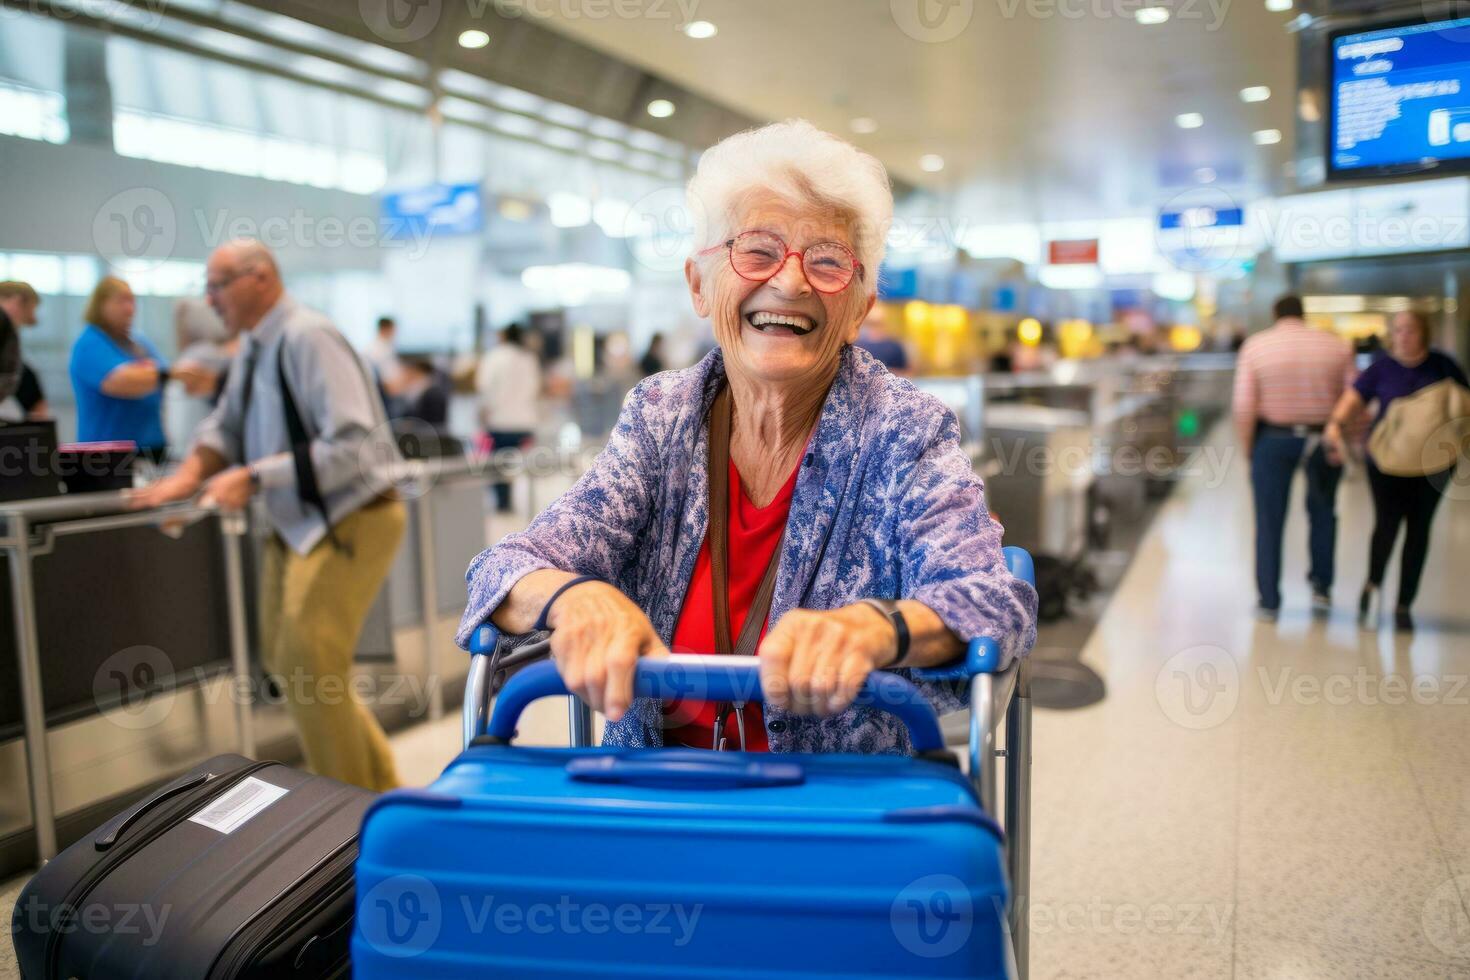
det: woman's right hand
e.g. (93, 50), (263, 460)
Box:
(545, 581), (667, 722)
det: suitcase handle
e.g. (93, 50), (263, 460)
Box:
(94, 769), (211, 851)
(565, 753), (806, 789)
(486, 657), (947, 753)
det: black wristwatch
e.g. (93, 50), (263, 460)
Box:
(861, 599), (910, 669)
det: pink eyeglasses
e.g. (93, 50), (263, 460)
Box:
(699, 230), (864, 294)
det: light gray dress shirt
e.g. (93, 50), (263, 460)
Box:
(192, 296), (401, 555)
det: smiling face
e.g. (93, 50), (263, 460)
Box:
(686, 197), (874, 388)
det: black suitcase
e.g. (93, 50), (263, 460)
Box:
(11, 755), (373, 979)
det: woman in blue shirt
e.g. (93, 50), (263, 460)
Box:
(69, 276), (168, 460)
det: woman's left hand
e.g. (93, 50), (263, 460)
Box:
(758, 605), (897, 717)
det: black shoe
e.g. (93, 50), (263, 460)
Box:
(1359, 585), (1377, 628)
(1311, 590), (1331, 615)
(1394, 607), (1414, 632)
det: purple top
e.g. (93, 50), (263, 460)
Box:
(1353, 350), (1468, 426)
(458, 345), (1038, 754)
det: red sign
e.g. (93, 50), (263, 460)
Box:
(1047, 239), (1100, 264)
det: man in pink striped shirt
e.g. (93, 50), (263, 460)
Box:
(1233, 295), (1357, 621)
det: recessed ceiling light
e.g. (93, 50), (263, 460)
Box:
(458, 29), (490, 49)
(851, 117), (879, 135)
(1239, 86), (1271, 103)
(1195, 167), (1217, 183)
(646, 99), (676, 119)
(682, 20), (717, 39)
(1253, 128), (1283, 145)
(1176, 112), (1204, 129)
(1264, 0), (1291, 11)
(919, 154), (945, 173)
(1135, 6), (1169, 24)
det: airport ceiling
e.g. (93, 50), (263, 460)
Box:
(516, 0), (1302, 222)
(11, 0), (1303, 222)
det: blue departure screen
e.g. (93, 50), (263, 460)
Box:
(1331, 17), (1470, 175)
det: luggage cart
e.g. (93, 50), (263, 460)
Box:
(462, 547), (1037, 978)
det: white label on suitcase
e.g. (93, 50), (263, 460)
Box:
(188, 777), (289, 834)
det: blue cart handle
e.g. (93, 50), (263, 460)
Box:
(486, 656), (947, 754)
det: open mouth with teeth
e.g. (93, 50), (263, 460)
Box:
(745, 311), (818, 337)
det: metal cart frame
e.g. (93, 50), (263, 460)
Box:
(462, 546), (1036, 978)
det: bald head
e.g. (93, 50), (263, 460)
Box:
(206, 239), (284, 333)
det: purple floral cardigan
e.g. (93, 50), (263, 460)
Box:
(457, 345), (1038, 754)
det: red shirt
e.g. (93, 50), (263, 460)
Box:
(663, 457), (801, 752)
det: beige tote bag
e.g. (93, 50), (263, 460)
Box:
(1368, 379), (1470, 476)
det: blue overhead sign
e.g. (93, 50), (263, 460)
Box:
(1158, 206), (1244, 231)
(381, 183), (484, 239)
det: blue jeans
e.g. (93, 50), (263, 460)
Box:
(1251, 432), (1343, 610)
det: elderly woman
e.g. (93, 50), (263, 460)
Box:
(458, 120), (1037, 754)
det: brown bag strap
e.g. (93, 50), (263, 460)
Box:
(707, 384), (785, 660)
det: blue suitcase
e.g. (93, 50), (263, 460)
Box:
(353, 656), (1014, 978)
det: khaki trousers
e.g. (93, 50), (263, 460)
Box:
(259, 498), (406, 792)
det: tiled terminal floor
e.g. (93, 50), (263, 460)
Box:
(5, 429), (1469, 978)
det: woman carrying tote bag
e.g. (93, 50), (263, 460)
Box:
(1325, 311), (1470, 632)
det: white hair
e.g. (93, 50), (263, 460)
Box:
(687, 119), (893, 287)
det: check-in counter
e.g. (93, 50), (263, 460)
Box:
(977, 404), (1094, 557)
(0, 455), (511, 875)
(915, 354), (1236, 556)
